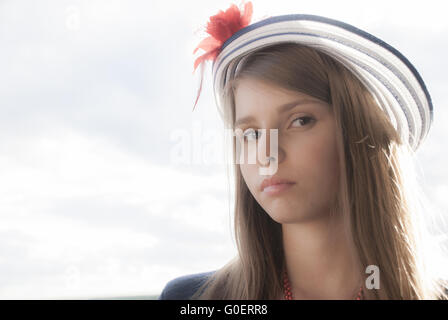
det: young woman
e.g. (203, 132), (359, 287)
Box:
(159, 1), (448, 300)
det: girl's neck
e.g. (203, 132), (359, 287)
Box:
(281, 215), (363, 299)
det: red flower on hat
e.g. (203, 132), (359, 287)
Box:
(192, 1), (253, 110)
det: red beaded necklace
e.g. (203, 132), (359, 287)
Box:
(282, 268), (364, 300)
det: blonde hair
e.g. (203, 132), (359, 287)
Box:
(191, 42), (448, 299)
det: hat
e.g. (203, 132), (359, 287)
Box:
(193, 1), (433, 151)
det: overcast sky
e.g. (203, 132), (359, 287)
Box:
(0, 0), (447, 299)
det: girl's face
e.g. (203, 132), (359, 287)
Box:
(234, 77), (340, 223)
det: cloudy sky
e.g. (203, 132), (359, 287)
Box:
(0, 0), (447, 299)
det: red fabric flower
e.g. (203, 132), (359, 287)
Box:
(192, 1), (253, 110)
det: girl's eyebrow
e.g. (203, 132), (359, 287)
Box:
(234, 98), (322, 127)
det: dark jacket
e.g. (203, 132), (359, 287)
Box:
(158, 270), (217, 300)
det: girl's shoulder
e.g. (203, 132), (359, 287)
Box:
(158, 270), (217, 300)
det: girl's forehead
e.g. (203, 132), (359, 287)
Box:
(234, 79), (327, 118)
(234, 77), (295, 94)
(235, 78), (315, 107)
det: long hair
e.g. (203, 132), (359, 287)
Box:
(191, 42), (448, 299)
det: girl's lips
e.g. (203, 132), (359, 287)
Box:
(262, 183), (295, 196)
(260, 176), (296, 192)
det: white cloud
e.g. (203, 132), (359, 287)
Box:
(0, 126), (236, 298)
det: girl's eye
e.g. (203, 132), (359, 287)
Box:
(242, 128), (260, 142)
(241, 116), (314, 141)
(291, 116), (314, 127)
